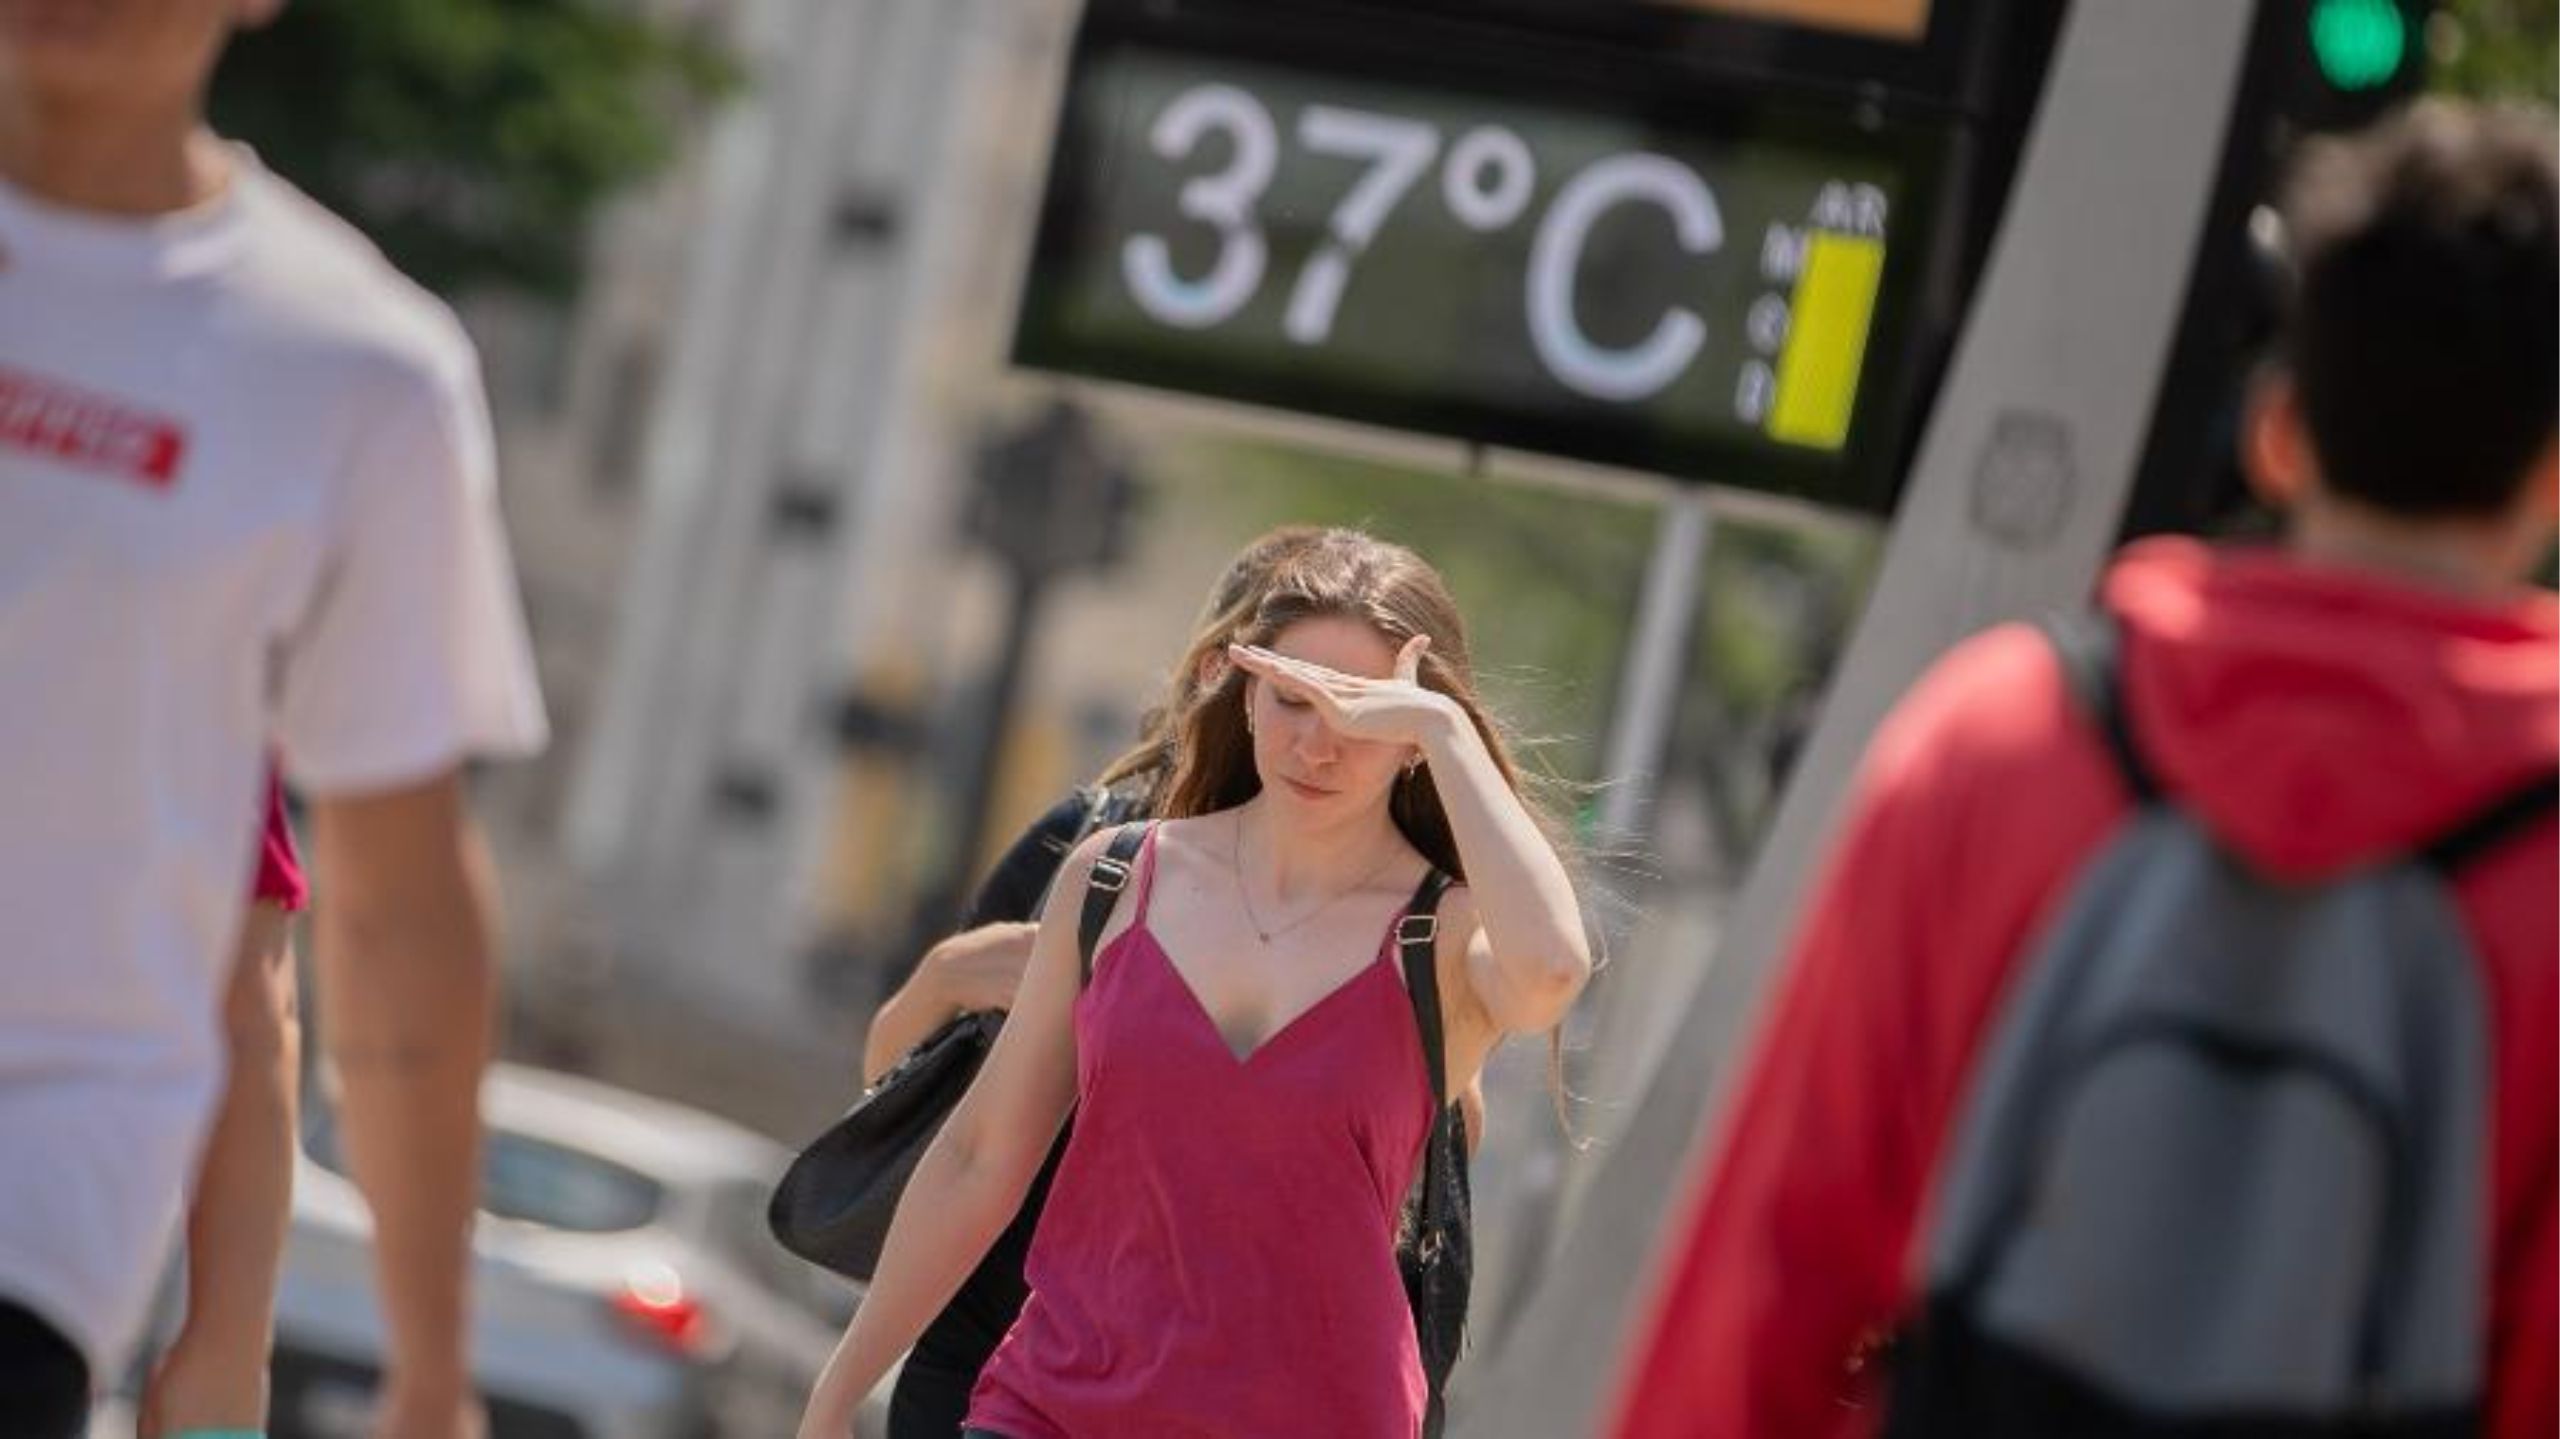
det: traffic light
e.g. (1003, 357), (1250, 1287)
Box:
(961, 402), (1139, 584)
(2117, 0), (2436, 541)
(2309, 0), (2415, 93)
(2287, 0), (2432, 134)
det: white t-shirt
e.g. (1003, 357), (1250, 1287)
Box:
(0, 152), (547, 1373)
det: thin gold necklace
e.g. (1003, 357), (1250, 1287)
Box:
(1232, 813), (1403, 946)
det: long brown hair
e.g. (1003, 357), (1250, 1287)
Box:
(1093, 526), (1329, 810)
(1161, 528), (1584, 1122)
(1158, 529), (1539, 882)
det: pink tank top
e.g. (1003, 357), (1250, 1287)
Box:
(967, 825), (1437, 1439)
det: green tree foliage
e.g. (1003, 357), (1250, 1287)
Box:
(210, 0), (738, 298)
(2433, 0), (2558, 104)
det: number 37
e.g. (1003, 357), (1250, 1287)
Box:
(1121, 83), (1436, 347)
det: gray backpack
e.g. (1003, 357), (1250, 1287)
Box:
(1884, 614), (2554, 1438)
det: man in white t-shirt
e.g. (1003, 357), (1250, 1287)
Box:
(0, 5), (549, 1437)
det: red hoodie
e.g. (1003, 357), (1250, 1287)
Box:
(1611, 538), (2557, 1439)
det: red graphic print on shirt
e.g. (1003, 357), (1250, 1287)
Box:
(0, 363), (187, 489)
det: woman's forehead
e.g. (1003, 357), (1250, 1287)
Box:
(1269, 615), (1399, 678)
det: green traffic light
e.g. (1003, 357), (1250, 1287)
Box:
(2310, 0), (2410, 91)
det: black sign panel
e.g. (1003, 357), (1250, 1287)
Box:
(1015, 7), (1962, 511)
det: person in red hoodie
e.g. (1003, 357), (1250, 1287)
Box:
(1611, 100), (2556, 1439)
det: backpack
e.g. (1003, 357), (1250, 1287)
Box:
(1884, 612), (2554, 1438)
(1078, 823), (1474, 1439)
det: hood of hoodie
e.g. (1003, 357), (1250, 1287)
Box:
(2104, 537), (2557, 883)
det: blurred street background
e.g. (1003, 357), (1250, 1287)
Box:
(130, 0), (2558, 1434)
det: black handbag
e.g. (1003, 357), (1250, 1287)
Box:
(766, 1007), (1000, 1281)
(768, 788), (1138, 1282)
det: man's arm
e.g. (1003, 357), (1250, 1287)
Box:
(860, 924), (1037, 1083)
(307, 769), (497, 1437)
(141, 900), (299, 1436)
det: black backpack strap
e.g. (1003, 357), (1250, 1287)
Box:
(1398, 869), (1456, 1110)
(2418, 771), (2558, 876)
(2039, 610), (2162, 806)
(1077, 823), (1149, 986)
(1399, 866), (1469, 1431)
(984, 786), (1126, 928)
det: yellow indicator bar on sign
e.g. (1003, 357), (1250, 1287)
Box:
(1768, 231), (1885, 452)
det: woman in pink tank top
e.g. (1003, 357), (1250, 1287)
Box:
(799, 530), (1593, 1439)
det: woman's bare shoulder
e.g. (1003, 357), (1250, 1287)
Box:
(1148, 812), (1233, 867)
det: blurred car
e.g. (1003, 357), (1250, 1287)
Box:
(269, 1063), (874, 1439)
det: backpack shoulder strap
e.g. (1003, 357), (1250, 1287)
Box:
(2038, 610), (2161, 806)
(1014, 786), (1136, 920)
(1078, 822), (1149, 986)
(1399, 869), (1457, 1110)
(2418, 770), (2558, 876)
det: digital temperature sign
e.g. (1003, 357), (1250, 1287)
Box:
(1015, 27), (1951, 511)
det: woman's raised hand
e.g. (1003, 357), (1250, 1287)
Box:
(1227, 635), (1459, 748)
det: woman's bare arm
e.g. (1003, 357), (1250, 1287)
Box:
(798, 832), (1116, 1437)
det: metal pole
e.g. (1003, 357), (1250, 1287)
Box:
(1593, 490), (1714, 842)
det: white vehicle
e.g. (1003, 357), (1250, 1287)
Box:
(268, 1064), (874, 1439)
